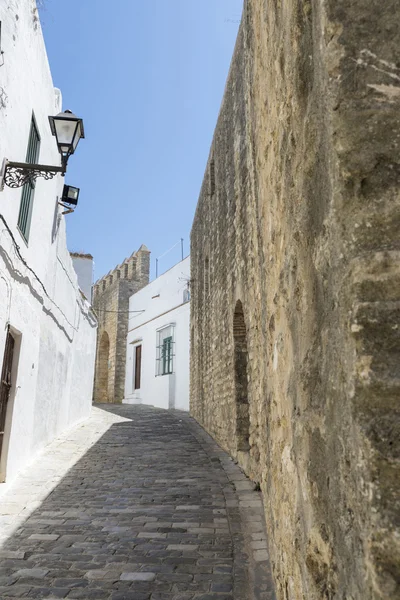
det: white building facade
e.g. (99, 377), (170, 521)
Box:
(70, 253), (94, 301)
(124, 257), (190, 411)
(0, 0), (97, 486)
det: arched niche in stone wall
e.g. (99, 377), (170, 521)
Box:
(96, 331), (110, 403)
(233, 300), (250, 452)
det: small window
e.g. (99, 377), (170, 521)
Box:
(156, 325), (175, 376)
(17, 116), (40, 242)
(134, 344), (142, 390)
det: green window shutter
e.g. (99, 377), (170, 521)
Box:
(162, 336), (173, 375)
(17, 117), (40, 241)
(156, 326), (175, 376)
(17, 184), (34, 241)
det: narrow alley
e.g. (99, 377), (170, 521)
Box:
(0, 405), (275, 600)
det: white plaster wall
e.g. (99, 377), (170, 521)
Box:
(124, 257), (190, 411)
(0, 0), (97, 485)
(71, 256), (94, 301)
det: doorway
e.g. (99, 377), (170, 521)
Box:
(0, 330), (15, 470)
(134, 344), (142, 391)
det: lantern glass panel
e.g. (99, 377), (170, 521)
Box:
(72, 122), (83, 151)
(54, 118), (77, 154)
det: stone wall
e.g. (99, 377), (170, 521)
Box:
(190, 1), (400, 598)
(92, 246), (150, 403)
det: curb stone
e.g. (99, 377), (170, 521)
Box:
(174, 410), (277, 600)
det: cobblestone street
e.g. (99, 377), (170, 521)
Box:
(0, 405), (275, 600)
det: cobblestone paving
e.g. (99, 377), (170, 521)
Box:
(0, 405), (276, 600)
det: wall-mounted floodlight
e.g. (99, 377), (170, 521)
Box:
(58, 184), (80, 215)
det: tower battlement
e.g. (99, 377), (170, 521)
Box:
(92, 244), (150, 404)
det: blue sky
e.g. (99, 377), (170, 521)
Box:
(39, 0), (242, 280)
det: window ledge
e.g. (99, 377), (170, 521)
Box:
(16, 226), (29, 247)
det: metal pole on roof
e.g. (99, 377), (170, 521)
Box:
(155, 239), (184, 277)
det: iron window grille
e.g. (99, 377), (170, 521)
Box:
(156, 325), (175, 376)
(17, 116), (40, 241)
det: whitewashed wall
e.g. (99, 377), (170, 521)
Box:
(124, 257), (190, 411)
(71, 255), (94, 301)
(0, 0), (97, 485)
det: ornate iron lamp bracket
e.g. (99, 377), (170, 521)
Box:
(0, 160), (64, 190)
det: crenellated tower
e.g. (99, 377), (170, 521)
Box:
(92, 245), (150, 403)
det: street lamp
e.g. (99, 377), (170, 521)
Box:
(49, 110), (85, 171)
(0, 110), (84, 190)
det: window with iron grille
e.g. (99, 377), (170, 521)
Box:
(156, 325), (175, 376)
(17, 116), (40, 241)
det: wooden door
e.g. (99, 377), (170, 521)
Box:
(134, 345), (142, 390)
(0, 331), (15, 461)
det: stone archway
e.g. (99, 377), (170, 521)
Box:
(95, 331), (110, 403)
(233, 300), (250, 452)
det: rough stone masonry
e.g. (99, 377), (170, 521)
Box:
(190, 0), (400, 599)
(92, 246), (150, 403)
